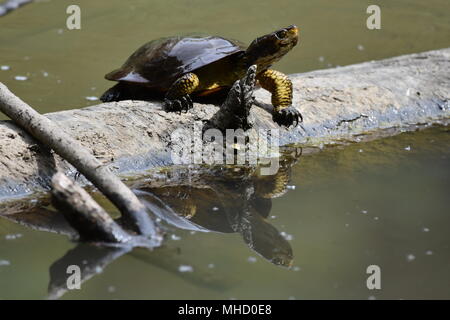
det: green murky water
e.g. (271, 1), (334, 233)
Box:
(1, 0), (449, 116)
(1, 126), (449, 299)
(0, 1), (449, 299)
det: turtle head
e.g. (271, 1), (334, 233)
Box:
(245, 25), (299, 71)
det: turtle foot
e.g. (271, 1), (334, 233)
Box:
(163, 95), (193, 113)
(272, 106), (302, 128)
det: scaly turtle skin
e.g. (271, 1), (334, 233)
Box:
(100, 25), (301, 127)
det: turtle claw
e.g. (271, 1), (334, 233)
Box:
(272, 105), (303, 128)
(164, 95), (193, 113)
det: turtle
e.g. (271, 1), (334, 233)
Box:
(100, 25), (301, 127)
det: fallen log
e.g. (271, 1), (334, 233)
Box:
(0, 84), (159, 237)
(0, 48), (449, 202)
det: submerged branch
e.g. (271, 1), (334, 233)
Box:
(51, 172), (132, 243)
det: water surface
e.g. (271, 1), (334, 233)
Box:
(1, 126), (449, 299)
(0, 0), (449, 116)
(0, 0), (449, 300)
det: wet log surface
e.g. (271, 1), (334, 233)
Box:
(0, 48), (449, 201)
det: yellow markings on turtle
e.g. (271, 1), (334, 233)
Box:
(255, 167), (290, 199)
(166, 72), (200, 99)
(256, 69), (293, 112)
(196, 84), (223, 96)
(179, 201), (197, 219)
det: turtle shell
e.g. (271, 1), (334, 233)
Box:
(105, 35), (246, 89)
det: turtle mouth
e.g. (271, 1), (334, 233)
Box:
(279, 37), (297, 48)
(291, 36), (298, 46)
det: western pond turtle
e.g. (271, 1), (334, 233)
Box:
(100, 25), (301, 127)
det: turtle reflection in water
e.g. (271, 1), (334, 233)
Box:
(0, 148), (301, 298)
(134, 147), (302, 267)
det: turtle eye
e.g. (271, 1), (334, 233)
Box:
(276, 30), (288, 39)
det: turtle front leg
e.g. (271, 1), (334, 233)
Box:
(256, 69), (302, 127)
(164, 73), (199, 113)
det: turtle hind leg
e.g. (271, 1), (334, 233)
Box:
(100, 82), (132, 102)
(164, 73), (199, 112)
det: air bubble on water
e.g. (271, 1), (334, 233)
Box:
(178, 265), (193, 273)
(14, 75), (28, 81)
(107, 286), (116, 293)
(212, 206), (219, 211)
(422, 227), (430, 232)
(85, 96), (98, 101)
(57, 29), (64, 34)
(425, 250), (433, 255)
(318, 56), (325, 62)
(247, 256), (257, 263)
(361, 210), (368, 214)
(0, 260), (11, 266)
(345, 223), (350, 227)
(270, 215), (277, 219)
(42, 71), (49, 77)
(1, 65), (10, 71)
(190, 231), (196, 235)
(404, 146), (411, 151)
(406, 254), (416, 262)
(280, 231), (293, 241)
(374, 217), (379, 220)
(286, 185), (296, 190)
(170, 234), (181, 241)
(292, 266), (301, 272)
(359, 149), (364, 153)
(357, 44), (365, 51)
(208, 263), (215, 269)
